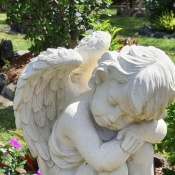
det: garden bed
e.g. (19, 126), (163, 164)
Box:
(0, 53), (33, 84)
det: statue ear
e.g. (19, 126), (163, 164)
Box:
(97, 71), (106, 83)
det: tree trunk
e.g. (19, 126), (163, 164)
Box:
(68, 0), (79, 49)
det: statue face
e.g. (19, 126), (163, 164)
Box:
(91, 73), (135, 131)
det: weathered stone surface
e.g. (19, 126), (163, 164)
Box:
(0, 94), (13, 109)
(0, 73), (7, 93)
(138, 26), (152, 37)
(154, 32), (165, 38)
(138, 26), (175, 39)
(2, 83), (16, 100)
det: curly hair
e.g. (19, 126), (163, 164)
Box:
(89, 45), (175, 121)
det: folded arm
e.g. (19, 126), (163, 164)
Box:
(139, 119), (167, 144)
(61, 101), (130, 172)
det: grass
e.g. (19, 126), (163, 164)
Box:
(100, 13), (175, 62)
(0, 13), (32, 51)
(0, 106), (24, 146)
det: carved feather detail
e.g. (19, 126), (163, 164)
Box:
(13, 47), (84, 172)
(23, 84), (35, 103)
(21, 102), (32, 124)
(32, 93), (44, 113)
(44, 87), (55, 106)
(35, 79), (50, 95)
(34, 108), (46, 128)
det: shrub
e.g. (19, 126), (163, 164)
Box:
(84, 20), (138, 51)
(143, 0), (175, 26)
(155, 101), (175, 166)
(6, 0), (112, 55)
(153, 11), (175, 33)
(0, 39), (14, 69)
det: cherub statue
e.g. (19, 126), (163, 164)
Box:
(14, 31), (175, 175)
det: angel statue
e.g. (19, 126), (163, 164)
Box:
(14, 31), (175, 175)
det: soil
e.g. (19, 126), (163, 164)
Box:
(0, 53), (34, 84)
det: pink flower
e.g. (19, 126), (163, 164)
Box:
(9, 138), (22, 150)
(34, 169), (41, 175)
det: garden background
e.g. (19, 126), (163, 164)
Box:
(0, 0), (175, 174)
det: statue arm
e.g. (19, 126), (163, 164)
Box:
(61, 101), (130, 172)
(139, 119), (167, 144)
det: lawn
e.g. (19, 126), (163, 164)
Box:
(0, 13), (32, 51)
(100, 11), (175, 62)
(0, 106), (24, 146)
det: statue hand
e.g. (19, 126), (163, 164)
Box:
(117, 124), (145, 154)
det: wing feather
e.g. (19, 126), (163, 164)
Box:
(30, 74), (42, 87)
(21, 102), (32, 124)
(32, 93), (44, 113)
(34, 108), (46, 128)
(23, 84), (35, 103)
(21, 65), (40, 80)
(14, 48), (83, 172)
(13, 88), (24, 110)
(34, 141), (50, 160)
(44, 86), (55, 106)
(33, 61), (50, 69)
(42, 70), (56, 81)
(50, 77), (60, 91)
(17, 78), (27, 89)
(14, 111), (22, 130)
(46, 104), (56, 121)
(23, 129), (38, 157)
(25, 114), (38, 142)
(35, 78), (50, 95)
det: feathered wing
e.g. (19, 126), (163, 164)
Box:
(14, 31), (111, 174)
(13, 48), (83, 172)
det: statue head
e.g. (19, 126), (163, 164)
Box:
(89, 45), (175, 131)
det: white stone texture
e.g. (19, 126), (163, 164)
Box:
(14, 31), (175, 175)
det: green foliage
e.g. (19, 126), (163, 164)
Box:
(162, 169), (175, 175)
(0, 142), (27, 175)
(85, 20), (139, 51)
(6, 0), (112, 55)
(0, 133), (38, 174)
(0, 0), (8, 12)
(155, 102), (175, 166)
(154, 11), (175, 33)
(0, 39), (13, 69)
(88, 20), (123, 51)
(2, 59), (10, 70)
(143, 0), (175, 25)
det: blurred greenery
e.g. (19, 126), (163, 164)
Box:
(99, 13), (175, 63)
(0, 106), (24, 146)
(0, 13), (32, 51)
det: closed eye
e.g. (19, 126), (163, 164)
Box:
(107, 95), (118, 106)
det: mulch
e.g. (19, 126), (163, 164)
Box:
(0, 53), (34, 84)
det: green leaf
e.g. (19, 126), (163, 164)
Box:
(90, 23), (99, 29)
(81, 33), (90, 37)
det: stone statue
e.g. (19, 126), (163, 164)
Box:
(14, 31), (175, 175)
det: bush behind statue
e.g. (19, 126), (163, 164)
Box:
(6, 0), (112, 55)
(143, 0), (175, 26)
(156, 101), (175, 166)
